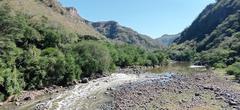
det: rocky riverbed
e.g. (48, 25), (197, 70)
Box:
(109, 72), (240, 110)
(1, 66), (240, 110)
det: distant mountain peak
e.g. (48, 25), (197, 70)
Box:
(156, 34), (180, 46)
(89, 21), (162, 48)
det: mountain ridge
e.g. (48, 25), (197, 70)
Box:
(176, 0), (240, 47)
(172, 0), (240, 67)
(156, 34), (180, 46)
(88, 20), (162, 48)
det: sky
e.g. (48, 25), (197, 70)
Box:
(59, 0), (215, 38)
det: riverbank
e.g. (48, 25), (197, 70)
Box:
(1, 65), (240, 110)
(110, 72), (240, 110)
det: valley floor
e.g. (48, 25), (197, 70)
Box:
(1, 68), (240, 110)
(111, 72), (240, 110)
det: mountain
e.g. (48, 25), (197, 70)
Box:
(0, 0), (104, 39)
(88, 21), (162, 48)
(0, 0), (169, 101)
(175, 0), (240, 51)
(172, 0), (240, 67)
(2, 0), (163, 48)
(156, 34), (180, 46)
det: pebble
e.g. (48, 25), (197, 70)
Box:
(229, 100), (238, 105)
(195, 93), (200, 96)
(15, 102), (20, 106)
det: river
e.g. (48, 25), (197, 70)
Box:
(1, 62), (209, 110)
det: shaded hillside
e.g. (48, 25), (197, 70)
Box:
(89, 21), (162, 48)
(172, 0), (240, 68)
(156, 34), (180, 46)
(0, 0), (104, 39)
(176, 0), (240, 46)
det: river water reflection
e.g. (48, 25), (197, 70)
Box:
(147, 62), (208, 74)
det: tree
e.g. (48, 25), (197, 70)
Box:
(74, 41), (112, 77)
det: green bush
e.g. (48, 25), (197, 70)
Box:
(74, 41), (112, 77)
(0, 5), (169, 101)
(213, 62), (226, 68)
(227, 62), (240, 79)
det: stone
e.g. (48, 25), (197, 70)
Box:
(107, 87), (115, 91)
(195, 93), (200, 96)
(215, 96), (224, 100)
(229, 100), (238, 105)
(78, 80), (82, 83)
(105, 92), (110, 95)
(149, 97), (154, 101)
(15, 102), (20, 106)
(178, 91), (183, 94)
(137, 92), (143, 95)
(233, 106), (240, 110)
(24, 96), (32, 101)
(82, 78), (89, 83)
(73, 80), (78, 85)
(104, 80), (109, 83)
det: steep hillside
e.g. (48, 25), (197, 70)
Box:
(156, 34), (180, 46)
(0, 0), (104, 39)
(172, 0), (240, 67)
(89, 21), (162, 48)
(176, 0), (240, 43)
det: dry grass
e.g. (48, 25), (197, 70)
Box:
(1, 0), (105, 39)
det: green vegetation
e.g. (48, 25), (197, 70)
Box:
(74, 41), (112, 77)
(169, 42), (196, 61)
(172, 0), (240, 80)
(227, 62), (240, 79)
(0, 5), (168, 101)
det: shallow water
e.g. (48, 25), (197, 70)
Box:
(147, 62), (208, 74)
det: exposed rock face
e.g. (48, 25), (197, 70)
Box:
(64, 7), (87, 23)
(40, 0), (65, 14)
(40, 0), (86, 23)
(66, 7), (79, 17)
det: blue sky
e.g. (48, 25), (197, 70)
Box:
(59, 0), (215, 38)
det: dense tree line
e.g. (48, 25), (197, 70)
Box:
(0, 6), (168, 101)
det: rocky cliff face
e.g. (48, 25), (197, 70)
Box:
(65, 7), (78, 17)
(40, 0), (65, 14)
(40, 0), (86, 23)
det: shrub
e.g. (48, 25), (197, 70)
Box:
(74, 41), (112, 77)
(227, 62), (240, 79)
(213, 62), (226, 68)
